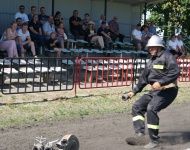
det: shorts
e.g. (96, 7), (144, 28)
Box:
(131, 39), (140, 46)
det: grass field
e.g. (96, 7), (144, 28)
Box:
(0, 82), (190, 128)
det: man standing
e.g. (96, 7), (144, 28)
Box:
(15, 5), (29, 23)
(82, 13), (90, 30)
(69, 10), (84, 39)
(28, 6), (37, 21)
(123, 35), (180, 149)
(148, 21), (156, 35)
(108, 16), (124, 42)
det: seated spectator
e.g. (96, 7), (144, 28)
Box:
(43, 16), (55, 40)
(131, 23), (146, 50)
(16, 17), (22, 31)
(98, 21), (113, 50)
(82, 13), (89, 30)
(108, 16), (124, 42)
(17, 23), (37, 58)
(15, 5), (29, 23)
(142, 26), (152, 50)
(168, 34), (182, 58)
(69, 10), (84, 39)
(0, 22), (18, 58)
(54, 11), (64, 29)
(84, 21), (104, 50)
(38, 7), (49, 27)
(28, 6), (36, 21)
(57, 22), (70, 49)
(175, 34), (186, 57)
(140, 21), (149, 32)
(46, 32), (61, 58)
(99, 15), (108, 27)
(28, 14), (45, 51)
(148, 21), (156, 35)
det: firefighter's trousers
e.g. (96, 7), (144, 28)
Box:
(132, 86), (178, 141)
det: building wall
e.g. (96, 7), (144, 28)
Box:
(0, 0), (141, 39)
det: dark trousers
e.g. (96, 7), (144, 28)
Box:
(102, 36), (113, 49)
(110, 32), (124, 42)
(30, 33), (45, 47)
(71, 29), (84, 40)
(132, 87), (178, 141)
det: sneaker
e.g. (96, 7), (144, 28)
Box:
(135, 132), (145, 137)
(144, 140), (159, 149)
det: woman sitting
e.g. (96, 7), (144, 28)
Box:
(84, 21), (104, 50)
(56, 22), (70, 49)
(46, 32), (61, 58)
(0, 21), (18, 58)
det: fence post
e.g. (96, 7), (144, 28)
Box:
(74, 57), (79, 96)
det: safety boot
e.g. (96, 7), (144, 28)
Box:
(144, 140), (159, 149)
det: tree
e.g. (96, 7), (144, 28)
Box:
(146, 0), (190, 41)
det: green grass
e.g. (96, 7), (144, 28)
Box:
(0, 85), (190, 128)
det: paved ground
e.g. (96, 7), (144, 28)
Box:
(0, 102), (190, 150)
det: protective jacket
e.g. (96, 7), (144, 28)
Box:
(132, 50), (180, 94)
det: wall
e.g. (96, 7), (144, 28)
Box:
(0, 0), (141, 39)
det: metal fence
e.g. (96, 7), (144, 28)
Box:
(0, 57), (75, 94)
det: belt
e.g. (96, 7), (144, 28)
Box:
(151, 81), (177, 90)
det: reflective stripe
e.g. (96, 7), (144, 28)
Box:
(147, 124), (159, 130)
(153, 65), (164, 69)
(132, 115), (145, 121)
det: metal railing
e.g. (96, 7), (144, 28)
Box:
(0, 57), (75, 94)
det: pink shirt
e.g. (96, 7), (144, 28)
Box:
(57, 28), (64, 38)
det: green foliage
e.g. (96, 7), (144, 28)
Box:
(146, 0), (190, 38)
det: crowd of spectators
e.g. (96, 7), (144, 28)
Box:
(0, 5), (187, 59)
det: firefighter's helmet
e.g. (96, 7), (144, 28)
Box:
(146, 35), (164, 47)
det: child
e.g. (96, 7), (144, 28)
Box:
(46, 32), (61, 58)
(57, 22), (70, 49)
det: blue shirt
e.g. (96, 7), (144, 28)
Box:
(148, 26), (156, 35)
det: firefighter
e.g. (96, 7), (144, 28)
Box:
(125, 35), (180, 149)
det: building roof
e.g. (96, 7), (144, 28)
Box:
(101, 0), (164, 5)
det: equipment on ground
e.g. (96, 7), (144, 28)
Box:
(32, 134), (79, 150)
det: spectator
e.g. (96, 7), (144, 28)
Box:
(99, 15), (108, 27)
(168, 34), (181, 58)
(57, 22), (70, 49)
(148, 21), (156, 35)
(175, 34), (186, 56)
(97, 21), (113, 50)
(84, 21), (104, 50)
(142, 25), (152, 42)
(43, 16), (55, 40)
(108, 16), (124, 42)
(28, 14), (45, 50)
(131, 23), (146, 50)
(15, 5), (29, 23)
(38, 7), (49, 26)
(54, 11), (64, 29)
(69, 10), (84, 39)
(28, 6), (36, 21)
(82, 13), (89, 30)
(0, 22), (18, 58)
(140, 21), (149, 32)
(46, 32), (61, 58)
(17, 22), (37, 58)
(16, 17), (22, 31)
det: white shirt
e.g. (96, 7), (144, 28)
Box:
(15, 12), (29, 23)
(175, 38), (183, 50)
(168, 40), (178, 50)
(17, 29), (30, 42)
(43, 22), (55, 35)
(132, 29), (142, 40)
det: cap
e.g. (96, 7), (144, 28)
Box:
(101, 21), (106, 24)
(88, 21), (95, 25)
(137, 23), (141, 26)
